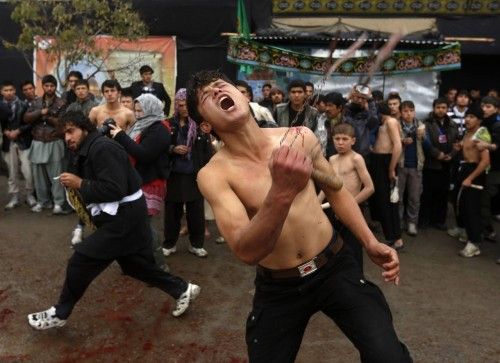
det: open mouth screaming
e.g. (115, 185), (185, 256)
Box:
(219, 96), (235, 111)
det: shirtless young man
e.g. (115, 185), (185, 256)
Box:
(187, 70), (411, 362)
(88, 80), (134, 130)
(455, 108), (490, 258)
(318, 123), (374, 270)
(369, 102), (404, 249)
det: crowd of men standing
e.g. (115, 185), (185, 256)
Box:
(1, 67), (499, 264)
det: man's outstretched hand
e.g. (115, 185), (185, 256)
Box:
(366, 242), (400, 285)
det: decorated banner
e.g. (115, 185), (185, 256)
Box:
(272, 0), (499, 15)
(228, 36), (461, 76)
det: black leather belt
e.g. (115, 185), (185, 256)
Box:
(256, 236), (344, 280)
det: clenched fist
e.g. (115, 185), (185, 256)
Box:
(268, 145), (313, 201)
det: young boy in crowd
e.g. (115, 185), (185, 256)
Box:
(455, 108), (490, 257)
(318, 123), (374, 268)
(398, 101), (425, 236)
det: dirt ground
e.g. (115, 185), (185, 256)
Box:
(0, 177), (499, 363)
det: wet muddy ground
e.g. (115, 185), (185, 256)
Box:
(0, 177), (499, 363)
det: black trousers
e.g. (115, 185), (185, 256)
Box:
(55, 249), (188, 319)
(420, 167), (450, 226)
(164, 198), (205, 248)
(369, 154), (401, 242)
(453, 163), (485, 245)
(246, 245), (412, 363)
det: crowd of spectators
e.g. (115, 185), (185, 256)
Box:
(1, 67), (499, 265)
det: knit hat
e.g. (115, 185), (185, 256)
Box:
(465, 106), (483, 120)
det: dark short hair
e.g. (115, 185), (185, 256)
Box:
(74, 79), (89, 88)
(400, 100), (415, 110)
(324, 92), (344, 107)
(270, 87), (284, 96)
(42, 75), (57, 86)
(433, 97), (448, 108)
(101, 79), (121, 93)
(387, 93), (401, 102)
(262, 83), (272, 90)
(186, 70), (233, 124)
(378, 101), (392, 116)
(333, 123), (355, 137)
(372, 90), (384, 101)
(21, 80), (34, 89)
(446, 87), (458, 93)
(60, 111), (96, 133)
(1, 80), (15, 89)
(67, 71), (83, 80)
(140, 65), (154, 74)
(234, 80), (253, 101)
(305, 81), (314, 88)
(287, 79), (306, 93)
(481, 96), (499, 108)
(456, 90), (469, 99)
(120, 87), (134, 99)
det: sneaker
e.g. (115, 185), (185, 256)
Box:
(31, 203), (43, 213)
(26, 194), (37, 207)
(162, 246), (177, 256)
(459, 242), (481, 258)
(71, 227), (83, 246)
(188, 246), (208, 258)
(172, 283), (200, 317)
(483, 231), (497, 243)
(448, 227), (467, 242)
(52, 204), (64, 215)
(215, 236), (225, 244)
(407, 222), (418, 236)
(4, 195), (20, 210)
(27, 306), (66, 330)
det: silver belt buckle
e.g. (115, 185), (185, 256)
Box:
(298, 258), (317, 277)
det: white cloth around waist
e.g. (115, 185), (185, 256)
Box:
(87, 189), (143, 217)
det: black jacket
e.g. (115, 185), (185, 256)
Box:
(130, 81), (171, 116)
(0, 97), (32, 151)
(168, 116), (214, 175)
(114, 121), (171, 185)
(71, 132), (150, 259)
(423, 113), (459, 170)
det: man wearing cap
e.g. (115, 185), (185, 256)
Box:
(343, 85), (379, 160)
(23, 75), (67, 214)
(130, 65), (171, 115)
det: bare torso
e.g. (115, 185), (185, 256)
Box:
(373, 117), (399, 154)
(462, 130), (480, 163)
(203, 127), (333, 269)
(89, 104), (134, 130)
(330, 153), (362, 197)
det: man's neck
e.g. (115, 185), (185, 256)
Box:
(217, 116), (270, 161)
(290, 102), (304, 112)
(44, 94), (55, 102)
(466, 125), (480, 135)
(455, 105), (467, 112)
(402, 118), (413, 124)
(105, 101), (120, 110)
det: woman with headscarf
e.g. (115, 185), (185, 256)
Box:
(109, 93), (170, 271)
(162, 88), (214, 258)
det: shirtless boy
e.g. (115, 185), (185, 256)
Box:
(455, 108), (490, 258)
(318, 123), (374, 268)
(187, 70), (411, 362)
(369, 102), (404, 250)
(88, 80), (134, 130)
